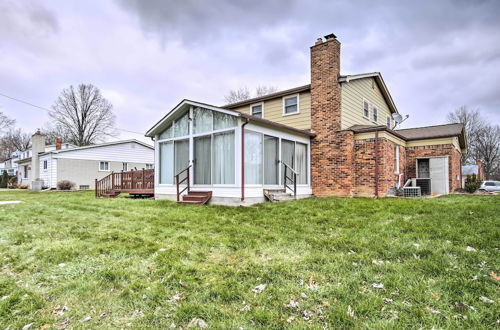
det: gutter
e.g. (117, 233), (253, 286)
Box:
(241, 118), (249, 201)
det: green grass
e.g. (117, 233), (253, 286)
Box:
(0, 191), (498, 329)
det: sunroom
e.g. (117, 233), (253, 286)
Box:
(145, 100), (313, 205)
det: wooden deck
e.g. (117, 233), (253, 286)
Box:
(96, 169), (154, 198)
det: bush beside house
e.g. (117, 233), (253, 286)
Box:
(464, 174), (482, 193)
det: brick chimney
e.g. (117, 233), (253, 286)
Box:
(31, 130), (46, 191)
(56, 138), (62, 150)
(310, 34), (354, 196)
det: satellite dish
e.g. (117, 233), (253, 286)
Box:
(392, 113), (403, 124)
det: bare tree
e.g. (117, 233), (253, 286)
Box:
(255, 85), (278, 97)
(224, 87), (251, 104)
(447, 106), (500, 178)
(224, 85), (278, 104)
(447, 106), (485, 163)
(49, 84), (116, 146)
(0, 129), (31, 161)
(474, 124), (500, 179)
(42, 123), (73, 145)
(0, 111), (15, 132)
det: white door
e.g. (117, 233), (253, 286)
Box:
(429, 157), (449, 194)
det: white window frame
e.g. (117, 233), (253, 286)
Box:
(146, 164), (154, 169)
(363, 99), (370, 119)
(157, 106), (239, 187)
(386, 116), (391, 129)
(122, 162), (128, 171)
(250, 102), (264, 118)
(394, 145), (400, 174)
(372, 107), (378, 123)
(282, 94), (300, 116)
(99, 161), (110, 172)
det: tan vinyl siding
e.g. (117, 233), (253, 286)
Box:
(341, 78), (393, 129)
(232, 91), (311, 130)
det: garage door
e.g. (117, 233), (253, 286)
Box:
(429, 157), (449, 194)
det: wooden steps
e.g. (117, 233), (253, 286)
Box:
(178, 191), (212, 205)
(263, 189), (295, 202)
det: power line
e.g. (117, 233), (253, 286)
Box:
(0, 91), (146, 135)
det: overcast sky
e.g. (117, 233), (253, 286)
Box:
(1, 0), (499, 143)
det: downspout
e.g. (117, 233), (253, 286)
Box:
(374, 130), (380, 198)
(241, 118), (249, 201)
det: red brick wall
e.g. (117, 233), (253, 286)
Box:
(353, 137), (405, 197)
(310, 37), (352, 196)
(405, 144), (462, 192)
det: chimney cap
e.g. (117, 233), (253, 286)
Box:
(324, 33), (337, 40)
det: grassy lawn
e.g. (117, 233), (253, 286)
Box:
(0, 191), (498, 329)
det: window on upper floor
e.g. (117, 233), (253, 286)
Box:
(251, 103), (263, 118)
(43, 160), (48, 170)
(146, 164), (154, 169)
(283, 95), (299, 115)
(122, 162), (128, 171)
(386, 116), (391, 129)
(363, 100), (369, 118)
(373, 107), (378, 123)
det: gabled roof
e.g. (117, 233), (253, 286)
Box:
(338, 72), (398, 114)
(145, 99), (315, 138)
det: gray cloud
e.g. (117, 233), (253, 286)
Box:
(0, 0), (499, 142)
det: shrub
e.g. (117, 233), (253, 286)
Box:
(57, 180), (76, 191)
(465, 174), (482, 193)
(0, 171), (8, 188)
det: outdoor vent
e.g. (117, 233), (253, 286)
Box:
(79, 185), (90, 190)
(416, 178), (431, 195)
(403, 186), (421, 198)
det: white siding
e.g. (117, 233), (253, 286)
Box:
(54, 142), (154, 163)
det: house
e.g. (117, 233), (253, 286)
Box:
(17, 131), (154, 190)
(145, 34), (466, 205)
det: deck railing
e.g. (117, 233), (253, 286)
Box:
(175, 165), (192, 202)
(281, 160), (297, 198)
(95, 169), (155, 198)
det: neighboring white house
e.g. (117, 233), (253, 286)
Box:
(17, 132), (154, 190)
(145, 99), (313, 205)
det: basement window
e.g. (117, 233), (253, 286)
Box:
(283, 95), (299, 115)
(99, 161), (110, 171)
(363, 100), (369, 118)
(251, 103), (263, 118)
(79, 185), (90, 190)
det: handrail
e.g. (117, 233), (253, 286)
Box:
(280, 160), (297, 198)
(175, 164), (192, 202)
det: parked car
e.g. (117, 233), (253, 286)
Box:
(479, 181), (500, 192)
